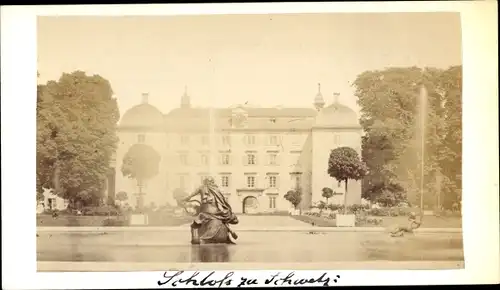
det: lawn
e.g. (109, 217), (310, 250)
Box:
(290, 215), (462, 228)
(292, 215), (337, 227)
(37, 213), (193, 227)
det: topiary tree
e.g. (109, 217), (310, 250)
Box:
(121, 143), (161, 210)
(116, 191), (128, 203)
(284, 187), (302, 211)
(173, 188), (188, 206)
(328, 147), (367, 214)
(321, 187), (334, 204)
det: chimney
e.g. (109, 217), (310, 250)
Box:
(333, 92), (340, 104)
(141, 92), (149, 104)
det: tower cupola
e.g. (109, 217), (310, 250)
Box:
(181, 85), (191, 109)
(313, 83), (325, 111)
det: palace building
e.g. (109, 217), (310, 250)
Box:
(108, 84), (362, 214)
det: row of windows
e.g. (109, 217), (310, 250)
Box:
(175, 174), (302, 189)
(176, 152), (300, 166)
(137, 133), (347, 147)
(136, 134), (291, 146)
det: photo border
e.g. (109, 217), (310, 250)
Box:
(1, 1), (499, 288)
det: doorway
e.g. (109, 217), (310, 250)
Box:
(242, 196), (259, 214)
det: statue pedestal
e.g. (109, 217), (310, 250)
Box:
(130, 214), (148, 226)
(336, 214), (356, 227)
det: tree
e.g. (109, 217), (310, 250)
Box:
(284, 188), (302, 210)
(121, 143), (161, 208)
(116, 191), (128, 202)
(173, 188), (188, 206)
(353, 66), (462, 210)
(36, 71), (120, 207)
(321, 187), (334, 204)
(328, 147), (367, 213)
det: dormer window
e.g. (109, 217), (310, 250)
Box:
(231, 106), (248, 128)
(269, 118), (276, 123)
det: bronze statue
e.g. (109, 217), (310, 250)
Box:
(181, 177), (239, 244)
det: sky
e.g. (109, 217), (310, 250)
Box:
(37, 13), (462, 118)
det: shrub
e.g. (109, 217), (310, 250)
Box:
(347, 204), (367, 214)
(368, 208), (387, 216)
(326, 204), (344, 212)
(316, 201), (327, 210)
(82, 205), (121, 216)
(365, 207), (412, 217)
(102, 218), (128, 226)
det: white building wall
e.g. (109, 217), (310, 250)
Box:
(311, 129), (363, 206)
(114, 126), (361, 211)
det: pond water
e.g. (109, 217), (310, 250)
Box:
(37, 231), (464, 263)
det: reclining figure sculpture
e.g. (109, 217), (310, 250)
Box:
(182, 177), (239, 244)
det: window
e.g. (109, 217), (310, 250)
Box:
(181, 135), (190, 145)
(246, 176), (256, 188)
(48, 198), (55, 210)
(269, 197), (277, 209)
(268, 175), (277, 188)
(295, 175), (301, 187)
(268, 153), (278, 165)
(201, 135), (209, 146)
(201, 154), (209, 165)
(269, 118), (276, 124)
(221, 154), (230, 165)
(222, 135), (231, 146)
(138, 134), (145, 143)
(245, 135), (256, 145)
(221, 175), (230, 188)
(179, 154), (188, 165)
(291, 173), (302, 188)
(247, 154), (256, 165)
(269, 135), (278, 145)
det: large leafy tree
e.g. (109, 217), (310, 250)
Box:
(436, 66), (462, 209)
(121, 143), (161, 208)
(353, 66), (462, 209)
(328, 147), (367, 213)
(36, 71), (120, 207)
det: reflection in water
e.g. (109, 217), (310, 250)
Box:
(37, 231), (464, 263)
(191, 244), (231, 263)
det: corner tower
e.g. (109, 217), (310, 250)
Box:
(311, 92), (363, 206)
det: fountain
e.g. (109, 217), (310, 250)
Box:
(418, 84), (427, 218)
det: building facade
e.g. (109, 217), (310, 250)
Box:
(110, 85), (362, 213)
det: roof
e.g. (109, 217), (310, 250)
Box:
(120, 103), (164, 127)
(118, 101), (359, 132)
(165, 107), (317, 118)
(313, 102), (360, 129)
(160, 107), (316, 132)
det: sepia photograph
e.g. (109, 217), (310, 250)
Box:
(34, 12), (466, 272)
